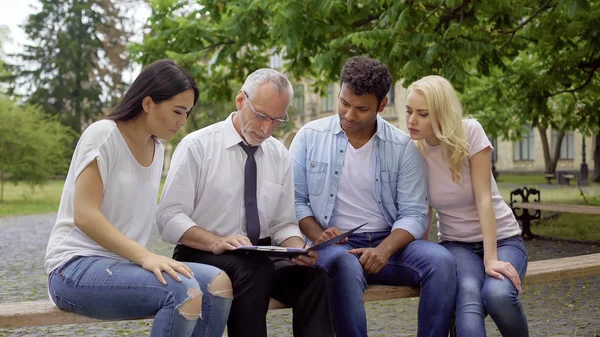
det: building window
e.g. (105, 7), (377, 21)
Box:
(386, 86), (395, 106)
(552, 130), (574, 160)
(293, 85), (304, 115)
(321, 85), (335, 112)
(513, 128), (535, 161)
(269, 52), (283, 69)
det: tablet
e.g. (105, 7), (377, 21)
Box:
(235, 222), (368, 257)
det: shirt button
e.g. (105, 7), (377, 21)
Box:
(378, 201), (381, 204)
(324, 216), (328, 219)
(335, 171), (338, 174)
(330, 194), (333, 197)
(340, 150), (344, 153)
(376, 178), (379, 181)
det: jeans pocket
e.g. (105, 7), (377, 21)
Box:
(308, 161), (327, 196)
(53, 293), (87, 316)
(54, 255), (84, 280)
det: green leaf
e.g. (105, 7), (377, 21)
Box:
(443, 23), (461, 40)
(395, 8), (409, 31)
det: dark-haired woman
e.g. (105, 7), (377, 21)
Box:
(44, 60), (232, 337)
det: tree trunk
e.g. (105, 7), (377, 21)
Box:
(74, 0), (83, 134)
(0, 173), (4, 203)
(594, 131), (600, 182)
(538, 125), (563, 174)
(538, 126), (551, 172)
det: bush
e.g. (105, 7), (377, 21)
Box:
(0, 96), (75, 202)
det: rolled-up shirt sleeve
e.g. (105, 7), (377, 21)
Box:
(156, 139), (200, 244)
(392, 141), (429, 239)
(289, 127), (315, 222)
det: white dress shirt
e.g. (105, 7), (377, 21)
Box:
(156, 113), (302, 246)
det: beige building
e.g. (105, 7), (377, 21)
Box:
(284, 79), (596, 174)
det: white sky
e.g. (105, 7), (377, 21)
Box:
(0, 0), (40, 57)
(0, 0), (152, 92)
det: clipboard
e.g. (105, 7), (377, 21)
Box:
(235, 222), (368, 257)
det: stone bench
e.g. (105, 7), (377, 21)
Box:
(2, 253), (600, 329)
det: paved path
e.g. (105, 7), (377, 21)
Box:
(1, 213), (599, 337)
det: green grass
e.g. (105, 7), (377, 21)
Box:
(0, 180), (64, 218)
(498, 185), (600, 202)
(532, 212), (600, 241)
(498, 184), (600, 242)
(2, 176), (600, 243)
(0, 178), (167, 219)
(524, 195), (600, 242)
(496, 173), (548, 185)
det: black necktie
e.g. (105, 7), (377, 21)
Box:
(239, 142), (260, 245)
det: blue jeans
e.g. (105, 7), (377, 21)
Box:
(317, 231), (457, 337)
(441, 236), (529, 337)
(48, 256), (232, 337)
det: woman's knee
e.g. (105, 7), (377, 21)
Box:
(174, 270), (233, 320)
(176, 287), (203, 320)
(164, 276), (204, 320)
(207, 271), (233, 299)
(482, 279), (517, 312)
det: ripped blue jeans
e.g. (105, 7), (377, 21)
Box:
(48, 256), (232, 337)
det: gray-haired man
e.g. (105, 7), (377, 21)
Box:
(156, 69), (334, 337)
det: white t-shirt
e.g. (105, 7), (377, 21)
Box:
(424, 119), (521, 243)
(44, 120), (164, 274)
(329, 136), (389, 233)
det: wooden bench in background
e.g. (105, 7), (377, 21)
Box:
(2, 253), (600, 329)
(510, 187), (600, 240)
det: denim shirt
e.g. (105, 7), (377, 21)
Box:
(289, 115), (429, 240)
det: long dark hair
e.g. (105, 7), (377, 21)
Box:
(106, 59), (199, 121)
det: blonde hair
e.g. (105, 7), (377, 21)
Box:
(407, 75), (469, 183)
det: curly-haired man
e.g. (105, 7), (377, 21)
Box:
(289, 56), (457, 337)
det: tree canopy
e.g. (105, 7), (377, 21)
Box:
(134, 0), (599, 129)
(134, 0), (599, 173)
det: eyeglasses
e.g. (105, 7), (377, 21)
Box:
(243, 91), (288, 127)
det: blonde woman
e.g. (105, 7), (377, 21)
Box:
(405, 75), (529, 337)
